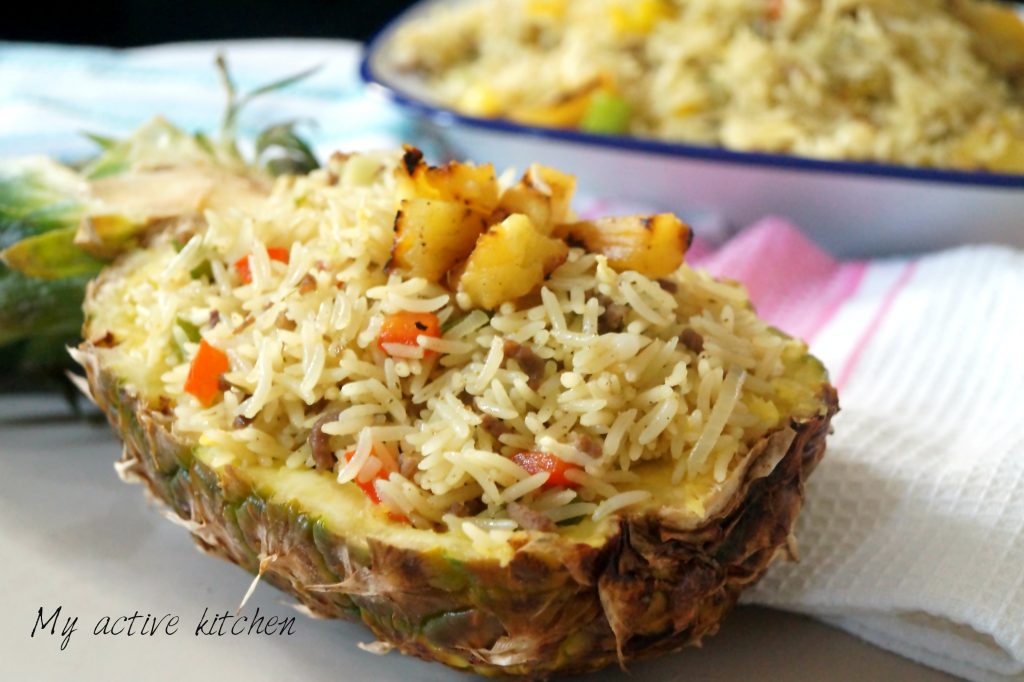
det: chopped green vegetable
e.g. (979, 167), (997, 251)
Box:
(440, 314), (465, 334)
(190, 259), (213, 281)
(176, 317), (202, 343)
(171, 316), (203, 360)
(580, 92), (632, 135)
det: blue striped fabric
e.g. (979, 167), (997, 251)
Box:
(0, 39), (410, 162)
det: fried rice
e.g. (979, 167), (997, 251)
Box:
(390, 0), (1024, 172)
(85, 150), (823, 542)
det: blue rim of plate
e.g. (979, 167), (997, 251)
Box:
(359, 5), (1024, 191)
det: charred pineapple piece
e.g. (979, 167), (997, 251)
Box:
(558, 213), (692, 278)
(460, 213), (569, 309)
(398, 148), (501, 216)
(492, 164), (576, 234)
(506, 78), (609, 129)
(391, 198), (488, 282)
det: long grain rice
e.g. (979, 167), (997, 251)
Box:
(88, 149), (819, 538)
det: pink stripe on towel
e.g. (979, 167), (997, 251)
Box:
(691, 218), (867, 342)
(834, 261), (918, 390)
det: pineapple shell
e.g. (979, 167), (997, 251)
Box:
(75, 337), (837, 679)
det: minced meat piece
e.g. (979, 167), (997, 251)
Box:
(308, 410), (340, 471)
(481, 414), (511, 439)
(503, 340), (546, 390)
(657, 278), (679, 294)
(507, 502), (556, 532)
(596, 294), (628, 334)
(680, 328), (704, 354)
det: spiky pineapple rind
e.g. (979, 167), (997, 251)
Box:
(78, 339), (837, 679)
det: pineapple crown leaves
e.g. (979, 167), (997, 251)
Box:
(215, 53), (322, 176)
(2, 54), (325, 280)
(0, 54), (323, 378)
(79, 54), (323, 179)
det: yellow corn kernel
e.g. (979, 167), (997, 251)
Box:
(609, 0), (672, 35)
(458, 84), (503, 117)
(526, 0), (567, 19)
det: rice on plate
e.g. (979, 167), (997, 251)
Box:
(85, 148), (826, 545)
(390, 0), (1024, 172)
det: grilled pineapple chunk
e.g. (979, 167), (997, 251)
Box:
(506, 86), (597, 128)
(391, 198), (488, 281)
(492, 164), (577, 234)
(398, 150), (500, 216)
(558, 213), (692, 278)
(460, 213), (568, 309)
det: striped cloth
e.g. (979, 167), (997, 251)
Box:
(0, 40), (405, 161)
(704, 221), (1024, 682)
(2, 40), (1021, 682)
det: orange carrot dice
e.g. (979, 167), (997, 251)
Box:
(184, 339), (230, 407)
(377, 312), (442, 356)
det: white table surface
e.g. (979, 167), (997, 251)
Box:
(0, 394), (958, 681)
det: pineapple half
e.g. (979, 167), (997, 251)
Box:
(74, 149), (838, 678)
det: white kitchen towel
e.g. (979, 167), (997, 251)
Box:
(2, 38), (1022, 682)
(697, 220), (1024, 682)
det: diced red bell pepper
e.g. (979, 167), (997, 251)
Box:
(235, 246), (290, 284)
(342, 449), (409, 523)
(511, 451), (581, 489)
(343, 449), (392, 505)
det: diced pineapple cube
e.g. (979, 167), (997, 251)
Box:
(493, 164), (576, 234)
(391, 198), (488, 282)
(460, 214), (569, 309)
(524, 164), (576, 227)
(493, 183), (552, 231)
(557, 213), (691, 278)
(397, 152), (501, 216)
(952, 116), (1024, 174)
(506, 81), (602, 129)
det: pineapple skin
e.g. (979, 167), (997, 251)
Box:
(77, 341), (837, 679)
